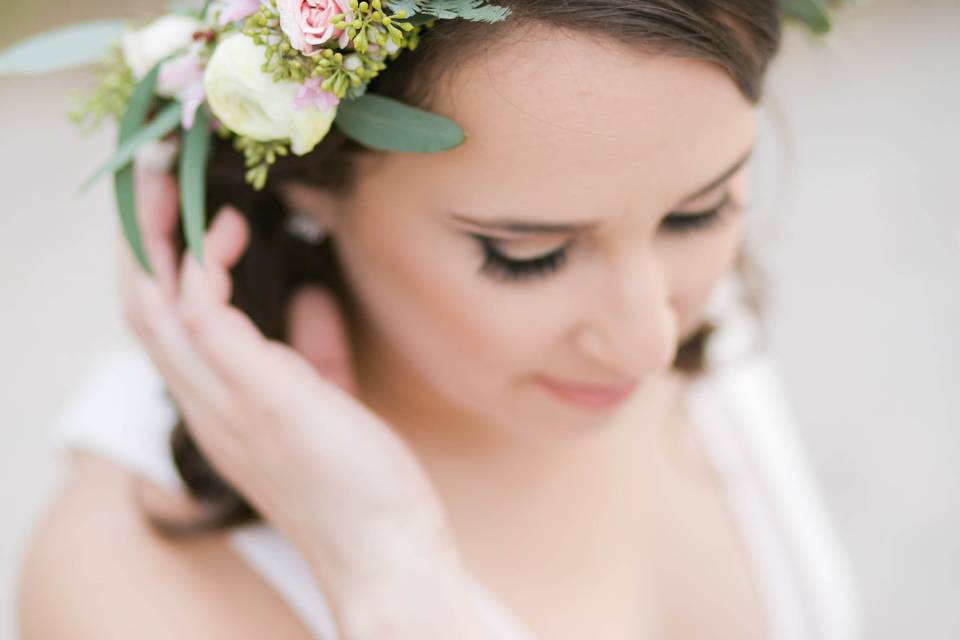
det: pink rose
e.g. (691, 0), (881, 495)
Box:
(277, 0), (352, 54)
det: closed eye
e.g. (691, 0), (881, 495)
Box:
(470, 191), (742, 283)
(660, 191), (736, 233)
(471, 234), (571, 283)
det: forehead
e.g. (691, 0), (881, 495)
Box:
(361, 24), (756, 218)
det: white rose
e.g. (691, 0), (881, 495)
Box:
(203, 34), (337, 155)
(121, 15), (201, 79)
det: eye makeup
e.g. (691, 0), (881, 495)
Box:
(473, 234), (572, 282)
(469, 191), (742, 283)
(660, 190), (738, 234)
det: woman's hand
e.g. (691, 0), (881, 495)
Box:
(116, 167), (474, 630)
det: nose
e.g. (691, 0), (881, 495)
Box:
(574, 251), (678, 379)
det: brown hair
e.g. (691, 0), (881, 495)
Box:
(144, 0), (783, 536)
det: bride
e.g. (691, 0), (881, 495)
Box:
(17, 0), (858, 638)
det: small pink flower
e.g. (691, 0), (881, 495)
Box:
(294, 77), (340, 111)
(277, 0), (352, 54)
(158, 54), (207, 129)
(216, 0), (262, 25)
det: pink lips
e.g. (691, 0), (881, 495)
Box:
(535, 375), (639, 409)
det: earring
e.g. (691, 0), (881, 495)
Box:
(284, 211), (329, 245)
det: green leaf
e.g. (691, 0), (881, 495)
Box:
(111, 60), (168, 276)
(179, 106), (213, 266)
(397, 13), (436, 28)
(82, 101), (182, 192)
(334, 94), (465, 153)
(198, 0), (216, 18)
(0, 20), (127, 76)
(114, 166), (146, 272)
(386, 0), (511, 22)
(386, 0), (420, 15)
(778, 0), (832, 34)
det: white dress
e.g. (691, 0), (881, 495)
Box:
(46, 274), (861, 639)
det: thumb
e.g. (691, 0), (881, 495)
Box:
(286, 285), (358, 396)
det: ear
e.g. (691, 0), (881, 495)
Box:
(276, 180), (343, 234)
(286, 285), (358, 396)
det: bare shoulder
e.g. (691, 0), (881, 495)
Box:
(17, 450), (315, 640)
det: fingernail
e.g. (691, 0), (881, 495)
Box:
(218, 204), (241, 220)
(210, 205), (248, 237)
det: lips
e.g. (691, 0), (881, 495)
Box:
(535, 374), (639, 409)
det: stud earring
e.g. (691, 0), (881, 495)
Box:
(284, 212), (329, 245)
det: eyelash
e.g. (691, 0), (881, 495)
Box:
(474, 193), (739, 283)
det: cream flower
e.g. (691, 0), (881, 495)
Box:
(121, 15), (201, 79)
(203, 34), (338, 155)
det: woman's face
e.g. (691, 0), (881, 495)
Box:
(285, 26), (756, 443)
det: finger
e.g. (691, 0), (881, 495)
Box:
(287, 286), (358, 395)
(117, 165), (181, 340)
(177, 205), (273, 394)
(117, 193), (235, 418)
(136, 166), (181, 297)
(179, 205), (250, 305)
(128, 291), (235, 421)
(117, 166), (181, 299)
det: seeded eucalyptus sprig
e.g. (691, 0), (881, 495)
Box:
(243, 8), (318, 83)
(315, 49), (383, 100)
(242, 0), (421, 95)
(70, 43), (136, 133)
(234, 137), (290, 191)
(331, 0), (416, 54)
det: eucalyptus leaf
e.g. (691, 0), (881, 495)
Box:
(112, 60), (168, 276)
(334, 94), (465, 153)
(386, 0), (510, 22)
(83, 102), (183, 192)
(114, 167), (146, 272)
(179, 106), (213, 266)
(400, 14), (437, 27)
(0, 20), (127, 76)
(385, 0), (436, 26)
(427, 0), (511, 22)
(386, 0), (420, 15)
(778, 0), (832, 33)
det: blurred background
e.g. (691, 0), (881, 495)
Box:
(1, 0), (957, 638)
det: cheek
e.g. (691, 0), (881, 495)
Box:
(333, 221), (563, 397)
(664, 220), (745, 340)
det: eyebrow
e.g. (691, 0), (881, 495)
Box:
(449, 145), (754, 234)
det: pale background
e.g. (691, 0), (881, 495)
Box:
(1, 0), (957, 638)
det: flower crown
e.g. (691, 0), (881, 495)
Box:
(0, 0), (859, 276)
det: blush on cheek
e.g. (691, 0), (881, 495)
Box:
(400, 278), (561, 410)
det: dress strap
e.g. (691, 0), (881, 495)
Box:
(685, 272), (862, 640)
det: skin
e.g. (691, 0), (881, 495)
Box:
(20, 21), (763, 640)
(275, 23), (760, 636)
(287, 24), (753, 450)
(283, 25), (754, 516)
